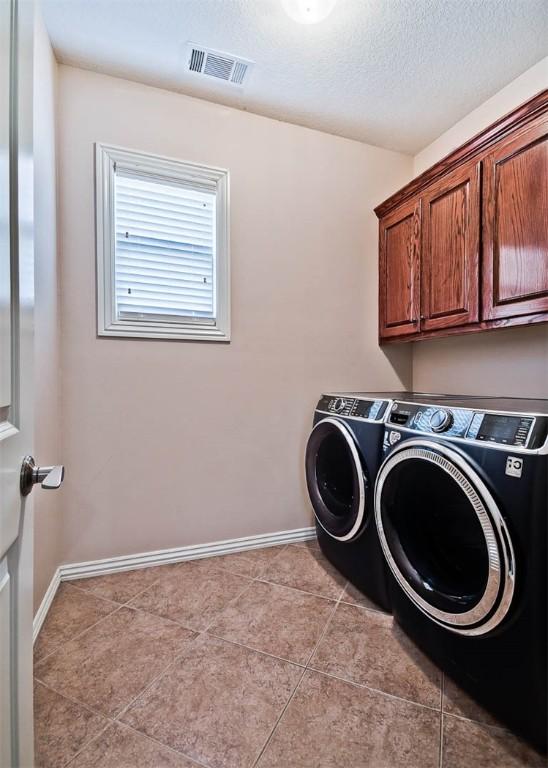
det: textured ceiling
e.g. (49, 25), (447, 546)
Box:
(42, 0), (548, 153)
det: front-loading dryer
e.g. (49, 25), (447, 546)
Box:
(305, 393), (394, 611)
(375, 396), (548, 752)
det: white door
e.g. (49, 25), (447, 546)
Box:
(1, 2), (62, 765)
(0, 0), (35, 764)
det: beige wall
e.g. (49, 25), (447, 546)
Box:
(411, 57), (548, 398)
(33, 14), (61, 610)
(56, 66), (412, 566)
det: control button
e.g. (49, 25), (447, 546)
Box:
(430, 409), (453, 433)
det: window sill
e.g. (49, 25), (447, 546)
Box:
(98, 321), (231, 342)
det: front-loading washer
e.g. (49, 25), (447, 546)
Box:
(305, 393), (396, 611)
(375, 396), (548, 752)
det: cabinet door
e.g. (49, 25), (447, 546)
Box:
(482, 116), (548, 320)
(379, 199), (421, 339)
(421, 161), (480, 331)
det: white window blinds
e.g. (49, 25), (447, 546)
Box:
(114, 171), (217, 323)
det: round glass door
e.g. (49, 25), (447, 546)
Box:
(375, 440), (515, 635)
(305, 418), (367, 542)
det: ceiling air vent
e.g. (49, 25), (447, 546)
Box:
(186, 43), (253, 87)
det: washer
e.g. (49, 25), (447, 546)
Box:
(375, 396), (548, 752)
(305, 392), (398, 612)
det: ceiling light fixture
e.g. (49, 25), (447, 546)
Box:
(281, 0), (338, 24)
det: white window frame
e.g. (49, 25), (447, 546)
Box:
(95, 143), (230, 341)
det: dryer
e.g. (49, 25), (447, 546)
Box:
(375, 396), (548, 752)
(305, 393), (394, 611)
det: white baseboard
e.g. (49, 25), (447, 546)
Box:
(33, 567), (61, 643)
(34, 525), (316, 641)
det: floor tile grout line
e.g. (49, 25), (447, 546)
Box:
(35, 575), (174, 663)
(118, 575), (176, 607)
(35, 613), (201, 725)
(61, 720), (113, 768)
(34, 679), (115, 768)
(198, 576), (258, 634)
(35, 583), (198, 667)
(113, 621), (307, 768)
(304, 583), (345, 668)
(171, 542), (289, 583)
(202, 630), (308, 670)
(256, 575), (344, 602)
(35, 593), (200, 671)
(304, 589), (446, 715)
(251, 584), (343, 767)
(34, 604), (124, 668)
(38, 559), (273, 726)
(303, 582), (345, 670)
(338, 597), (390, 615)
(111, 631), (203, 725)
(251, 666), (308, 768)
(439, 674), (445, 768)
(308, 666), (444, 715)
(442, 710), (513, 733)
(251, 573), (341, 606)
(110, 577), (259, 725)
(34, 678), (117, 724)
(67, 570), (178, 611)
(107, 720), (212, 768)
(57, 581), (125, 608)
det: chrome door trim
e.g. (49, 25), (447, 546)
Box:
(309, 417), (366, 542)
(375, 439), (516, 636)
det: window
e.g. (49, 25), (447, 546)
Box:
(95, 144), (230, 340)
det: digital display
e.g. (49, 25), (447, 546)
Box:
(476, 414), (532, 445)
(355, 400), (373, 418)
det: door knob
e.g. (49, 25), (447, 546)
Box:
(20, 455), (65, 497)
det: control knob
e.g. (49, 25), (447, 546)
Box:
(429, 408), (453, 433)
(333, 398), (347, 413)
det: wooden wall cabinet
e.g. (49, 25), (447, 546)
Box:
(376, 90), (548, 343)
(421, 161), (480, 332)
(482, 117), (548, 321)
(379, 199), (420, 338)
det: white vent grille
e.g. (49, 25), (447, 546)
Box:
(186, 43), (253, 86)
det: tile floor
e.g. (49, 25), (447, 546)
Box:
(34, 540), (545, 768)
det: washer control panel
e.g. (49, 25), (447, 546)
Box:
(317, 396), (388, 422)
(389, 402), (471, 438)
(388, 401), (546, 449)
(467, 413), (534, 447)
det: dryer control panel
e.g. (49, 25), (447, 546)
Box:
(317, 396), (388, 421)
(388, 401), (548, 450)
(388, 402), (472, 438)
